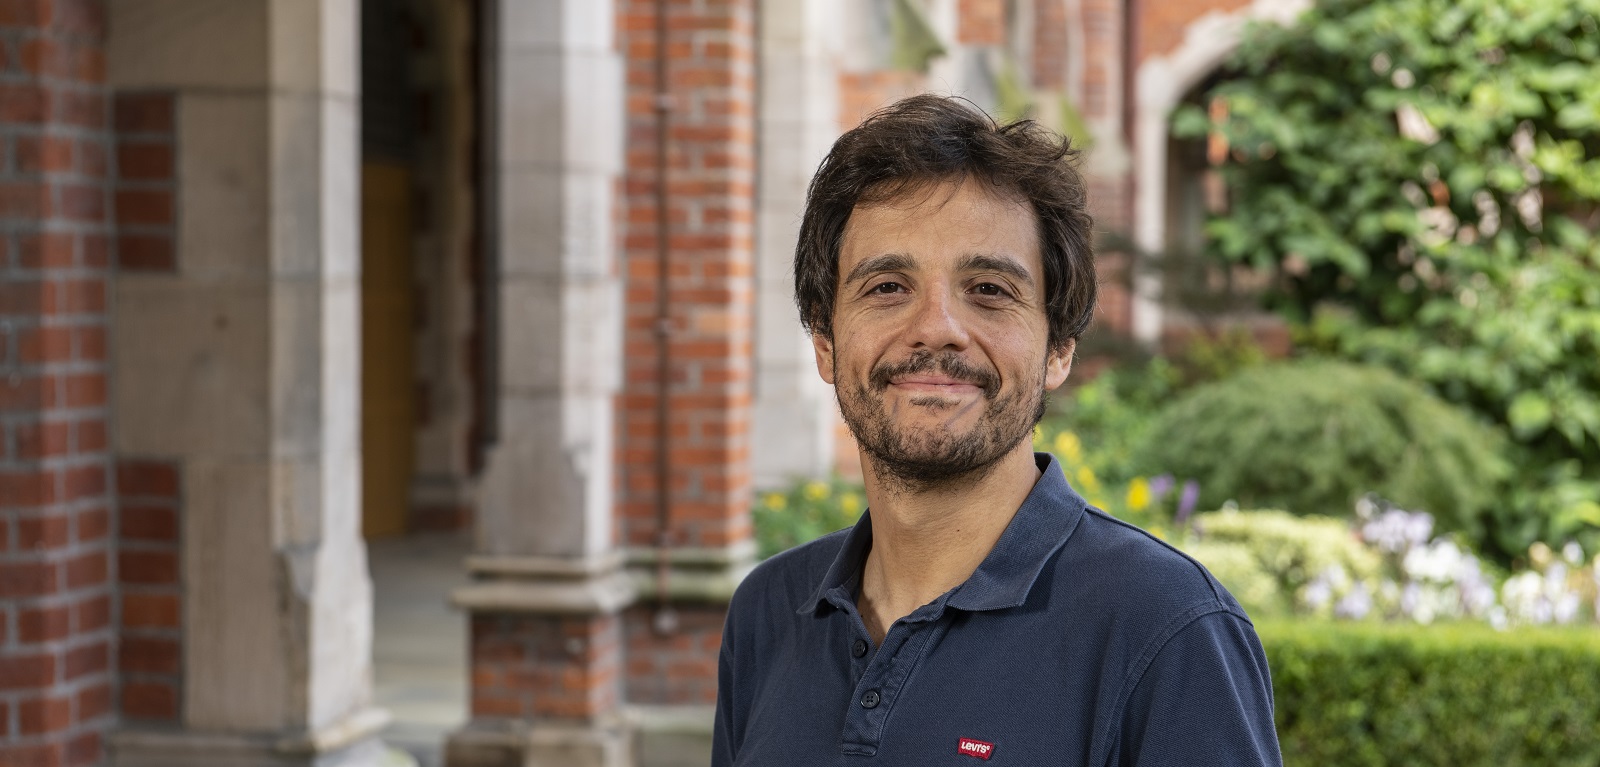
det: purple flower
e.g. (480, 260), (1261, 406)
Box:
(1148, 474), (1175, 501)
(1176, 480), (1200, 525)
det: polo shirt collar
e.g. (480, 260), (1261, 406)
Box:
(800, 452), (1088, 615)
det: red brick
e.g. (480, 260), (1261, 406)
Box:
(62, 464), (106, 501)
(57, 182), (106, 221)
(116, 141), (172, 180)
(115, 234), (174, 271)
(0, 83), (49, 122)
(54, 90), (105, 128)
(54, 279), (106, 315)
(118, 550), (177, 585)
(121, 593), (179, 629)
(76, 506), (108, 542)
(112, 92), (173, 134)
(16, 326), (72, 363)
(0, 742), (65, 767)
(0, 181), (50, 218)
(19, 695), (72, 735)
(113, 189), (171, 226)
(12, 419), (71, 459)
(75, 418), (106, 452)
(0, 561), (59, 597)
(121, 682), (177, 720)
(0, 652), (57, 688)
(62, 371), (105, 406)
(120, 504), (176, 542)
(117, 461), (178, 498)
(18, 604), (71, 642)
(16, 231), (75, 269)
(64, 639), (107, 679)
(65, 549), (106, 588)
(73, 594), (109, 632)
(51, 0), (106, 39)
(2, 469), (57, 508)
(73, 326), (105, 361)
(77, 137), (108, 177)
(19, 37), (64, 77)
(0, 0), (52, 25)
(76, 681), (112, 722)
(14, 134), (74, 174)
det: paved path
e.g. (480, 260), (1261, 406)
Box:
(369, 532), (472, 767)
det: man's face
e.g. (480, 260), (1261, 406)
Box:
(813, 177), (1073, 487)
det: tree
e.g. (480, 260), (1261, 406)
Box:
(1174, 0), (1600, 556)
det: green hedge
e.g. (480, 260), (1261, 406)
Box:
(1261, 620), (1600, 766)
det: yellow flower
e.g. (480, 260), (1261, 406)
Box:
(1126, 477), (1151, 511)
(840, 493), (863, 515)
(1149, 525), (1166, 540)
(1075, 465), (1099, 492)
(763, 492), (787, 510)
(1032, 425), (1046, 449)
(1053, 431), (1083, 464)
(804, 481), (829, 501)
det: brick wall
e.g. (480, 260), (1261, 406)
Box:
(617, 0), (757, 554)
(0, 2), (115, 765)
(616, 0), (757, 706)
(110, 93), (174, 272)
(113, 459), (180, 723)
(469, 614), (621, 720)
(1135, 0), (1252, 64)
(957, 0), (1005, 46)
(1031, 0), (1067, 89)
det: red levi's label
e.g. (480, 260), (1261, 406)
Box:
(957, 737), (995, 760)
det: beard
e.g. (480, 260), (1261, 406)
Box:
(836, 349), (1047, 493)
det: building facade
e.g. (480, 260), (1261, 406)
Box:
(0, 1), (1305, 765)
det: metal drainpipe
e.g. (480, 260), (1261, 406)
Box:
(652, 0), (679, 634)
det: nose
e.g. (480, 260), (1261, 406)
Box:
(904, 287), (971, 351)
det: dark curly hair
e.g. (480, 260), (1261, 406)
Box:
(794, 94), (1096, 352)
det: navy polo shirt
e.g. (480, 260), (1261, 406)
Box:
(713, 453), (1281, 766)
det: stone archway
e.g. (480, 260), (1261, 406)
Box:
(1130, 0), (1310, 343)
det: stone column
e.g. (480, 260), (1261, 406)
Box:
(749, 0), (840, 490)
(445, 1), (633, 766)
(105, 1), (387, 765)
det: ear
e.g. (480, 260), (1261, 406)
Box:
(811, 332), (836, 385)
(1044, 338), (1074, 391)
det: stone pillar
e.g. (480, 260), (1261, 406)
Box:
(104, 1), (387, 765)
(749, 0), (839, 490)
(614, 0), (758, 734)
(0, 3), (116, 766)
(445, 1), (632, 766)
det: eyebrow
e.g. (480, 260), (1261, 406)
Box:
(958, 253), (1035, 287)
(842, 253), (916, 285)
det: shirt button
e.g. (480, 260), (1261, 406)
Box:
(851, 639), (868, 658)
(860, 690), (881, 709)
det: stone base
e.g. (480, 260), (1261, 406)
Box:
(111, 708), (399, 767)
(628, 706), (714, 767)
(445, 717), (631, 767)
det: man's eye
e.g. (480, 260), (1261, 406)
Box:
(974, 283), (1009, 297)
(869, 282), (904, 294)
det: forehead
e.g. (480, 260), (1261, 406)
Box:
(838, 178), (1042, 276)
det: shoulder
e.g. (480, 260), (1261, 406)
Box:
(1054, 507), (1249, 626)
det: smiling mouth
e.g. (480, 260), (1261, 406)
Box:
(888, 376), (984, 395)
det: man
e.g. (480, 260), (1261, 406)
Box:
(713, 95), (1281, 766)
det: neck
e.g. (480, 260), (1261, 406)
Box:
(855, 444), (1042, 644)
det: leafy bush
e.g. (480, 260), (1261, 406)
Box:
(1262, 620), (1600, 766)
(752, 478), (865, 559)
(1133, 360), (1510, 546)
(1173, 0), (1600, 554)
(1181, 509), (1383, 618)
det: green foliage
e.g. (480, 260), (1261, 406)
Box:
(1262, 620), (1600, 766)
(1133, 360), (1511, 546)
(752, 477), (865, 560)
(1175, 0), (1600, 553)
(1041, 358), (1179, 488)
(1181, 510), (1383, 618)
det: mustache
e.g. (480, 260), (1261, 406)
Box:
(869, 351), (999, 396)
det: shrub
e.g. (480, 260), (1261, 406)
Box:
(752, 478), (865, 559)
(1133, 359), (1510, 546)
(1182, 509), (1383, 618)
(1262, 620), (1600, 766)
